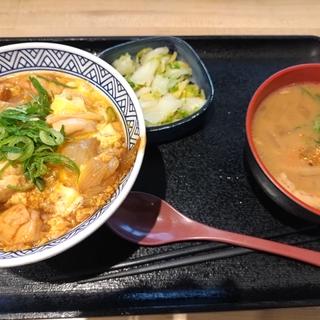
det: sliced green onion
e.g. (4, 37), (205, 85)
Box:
(34, 177), (45, 191)
(106, 107), (116, 122)
(0, 161), (9, 177)
(7, 183), (34, 192)
(168, 61), (180, 69)
(39, 129), (64, 146)
(36, 75), (77, 89)
(0, 127), (7, 140)
(0, 146), (23, 153)
(7, 152), (22, 160)
(12, 137), (34, 162)
(0, 136), (34, 162)
(34, 145), (55, 155)
(42, 153), (80, 175)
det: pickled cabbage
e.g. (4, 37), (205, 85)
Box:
(112, 47), (206, 126)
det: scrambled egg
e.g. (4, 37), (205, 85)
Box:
(42, 182), (84, 240)
(51, 95), (87, 115)
(96, 123), (122, 148)
(50, 183), (83, 217)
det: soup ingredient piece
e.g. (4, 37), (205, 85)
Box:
(112, 47), (206, 126)
(314, 119), (320, 132)
(300, 146), (320, 167)
(301, 87), (320, 133)
(0, 204), (42, 245)
(301, 87), (320, 103)
(0, 77), (79, 191)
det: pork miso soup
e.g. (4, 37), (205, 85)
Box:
(0, 71), (137, 251)
(253, 83), (320, 209)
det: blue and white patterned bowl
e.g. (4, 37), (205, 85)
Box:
(0, 42), (146, 267)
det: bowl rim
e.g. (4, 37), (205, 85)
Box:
(98, 36), (214, 133)
(0, 42), (146, 267)
(246, 63), (320, 217)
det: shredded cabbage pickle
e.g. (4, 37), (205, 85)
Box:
(112, 47), (206, 126)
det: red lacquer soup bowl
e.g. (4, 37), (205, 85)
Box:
(246, 63), (320, 223)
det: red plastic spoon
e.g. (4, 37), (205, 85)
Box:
(107, 192), (320, 267)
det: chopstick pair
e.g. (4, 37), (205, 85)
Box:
(78, 225), (320, 283)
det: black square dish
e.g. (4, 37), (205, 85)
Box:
(99, 36), (214, 144)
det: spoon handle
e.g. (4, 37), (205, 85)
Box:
(184, 221), (320, 267)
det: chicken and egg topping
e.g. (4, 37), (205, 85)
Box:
(0, 72), (137, 251)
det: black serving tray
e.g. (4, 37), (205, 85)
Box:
(1, 36), (320, 319)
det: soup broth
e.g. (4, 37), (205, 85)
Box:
(253, 83), (320, 209)
(0, 71), (137, 251)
